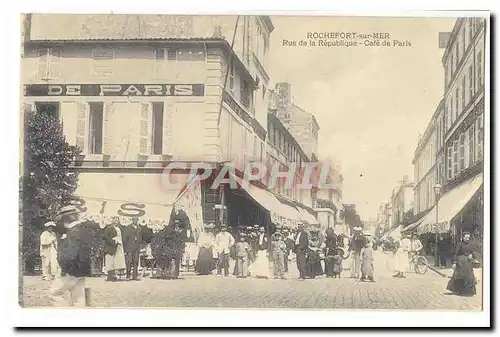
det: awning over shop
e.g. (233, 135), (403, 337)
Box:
(296, 206), (320, 225)
(417, 173), (483, 235)
(401, 217), (425, 234)
(229, 172), (301, 229)
(72, 172), (203, 231)
(386, 225), (402, 239)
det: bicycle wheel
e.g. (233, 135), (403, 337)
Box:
(414, 256), (428, 274)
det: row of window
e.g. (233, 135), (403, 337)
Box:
(414, 175), (435, 214)
(33, 101), (165, 156)
(445, 18), (485, 87)
(446, 115), (484, 181)
(37, 47), (207, 80)
(444, 51), (483, 132)
(414, 140), (436, 184)
(268, 121), (305, 167)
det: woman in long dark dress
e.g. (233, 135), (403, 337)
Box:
(324, 230), (338, 278)
(195, 224), (215, 275)
(447, 232), (477, 296)
(306, 230), (324, 279)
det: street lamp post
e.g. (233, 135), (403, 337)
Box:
(433, 184), (442, 267)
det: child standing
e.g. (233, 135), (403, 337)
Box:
(235, 233), (251, 278)
(271, 232), (287, 279)
(332, 248), (344, 278)
(360, 240), (375, 282)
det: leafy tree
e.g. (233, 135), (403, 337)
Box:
(21, 107), (80, 274)
(341, 204), (363, 229)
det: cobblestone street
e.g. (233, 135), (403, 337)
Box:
(21, 252), (482, 310)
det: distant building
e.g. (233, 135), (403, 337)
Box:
(390, 175), (414, 228)
(269, 82), (320, 161)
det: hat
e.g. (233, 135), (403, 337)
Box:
(56, 205), (78, 218)
(253, 225), (260, 229)
(44, 221), (56, 227)
(353, 226), (363, 232)
(240, 232), (247, 237)
(220, 224), (227, 229)
(204, 223), (215, 229)
(246, 226), (253, 230)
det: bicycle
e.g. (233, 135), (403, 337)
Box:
(409, 252), (428, 275)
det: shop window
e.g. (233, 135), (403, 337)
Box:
(88, 102), (104, 155)
(453, 141), (459, 176)
(469, 65), (474, 100)
(477, 51), (483, 88)
(92, 48), (114, 78)
(476, 115), (483, 161)
(459, 133), (466, 171)
(37, 48), (62, 79)
(240, 79), (252, 110)
(468, 125), (475, 166)
(469, 18), (474, 41)
(35, 102), (60, 120)
(462, 76), (466, 110)
(152, 102), (164, 155)
(153, 48), (177, 79)
(229, 63), (235, 93)
(447, 147), (453, 180)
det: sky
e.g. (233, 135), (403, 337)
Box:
(267, 16), (457, 220)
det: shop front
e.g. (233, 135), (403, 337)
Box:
(71, 170), (204, 233)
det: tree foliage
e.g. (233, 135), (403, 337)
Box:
(340, 204), (363, 229)
(21, 107), (81, 272)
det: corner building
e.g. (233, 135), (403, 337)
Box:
(22, 14), (307, 232)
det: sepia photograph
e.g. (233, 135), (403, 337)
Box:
(14, 8), (490, 327)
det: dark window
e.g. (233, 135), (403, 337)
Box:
(240, 79), (252, 109)
(152, 102), (164, 155)
(89, 102), (103, 154)
(35, 102), (60, 119)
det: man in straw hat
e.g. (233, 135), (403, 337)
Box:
(50, 205), (92, 307)
(39, 221), (60, 280)
(348, 226), (366, 279)
(214, 224), (234, 277)
(294, 222), (309, 280)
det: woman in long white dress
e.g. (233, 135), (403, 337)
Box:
(103, 217), (126, 281)
(394, 234), (411, 278)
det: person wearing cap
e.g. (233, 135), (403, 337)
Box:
(214, 224), (235, 277)
(282, 229), (293, 273)
(122, 217), (142, 281)
(294, 223), (309, 280)
(234, 232), (251, 278)
(348, 227), (366, 279)
(103, 216), (126, 281)
(195, 223), (216, 275)
(40, 221), (60, 280)
(51, 205), (92, 307)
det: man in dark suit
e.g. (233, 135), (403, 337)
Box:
(51, 205), (92, 307)
(169, 205), (191, 279)
(122, 217), (142, 281)
(294, 223), (309, 280)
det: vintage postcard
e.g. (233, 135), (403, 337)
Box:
(18, 12), (489, 325)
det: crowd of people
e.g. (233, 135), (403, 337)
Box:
(36, 204), (479, 306)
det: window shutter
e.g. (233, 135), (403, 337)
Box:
(49, 48), (62, 79)
(37, 49), (48, 79)
(102, 103), (114, 156)
(76, 102), (88, 153)
(139, 103), (151, 156)
(162, 101), (175, 155)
